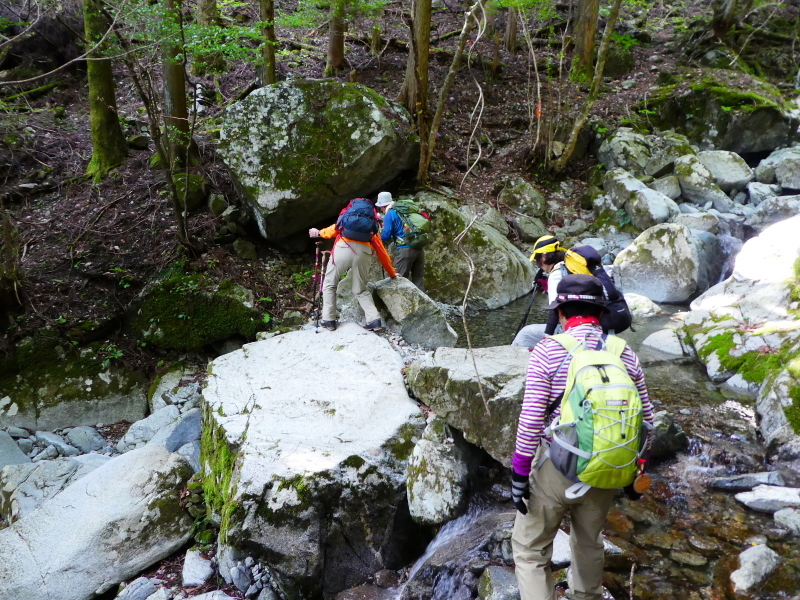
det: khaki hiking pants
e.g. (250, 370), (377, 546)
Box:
(322, 240), (380, 324)
(512, 458), (616, 600)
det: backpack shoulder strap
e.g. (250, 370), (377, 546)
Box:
(603, 334), (627, 358)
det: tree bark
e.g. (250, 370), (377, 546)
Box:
(504, 7), (517, 53)
(570, 0), (599, 81)
(83, 0), (127, 180)
(162, 0), (195, 168)
(399, 0), (431, 118)
(553, 0), (623, 172)
(193, 0), (224, 74)
(325, 1), (346, 76)
(260, 0), (277, 84)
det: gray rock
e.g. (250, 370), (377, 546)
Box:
(744, 195), (800, 232)
(406, 346), (530, 466)
(16, 438), (33, 454)
(5, 427), (29, 439)
(373, 277), (458, 349)
(648, 175), (681, 200)
(0, 430), (30, 470)
(182, 549), (214, 587)
(672, 212), (719, 234)
(755, 162), (776, 184)
(774, 508), (800, 535)
(719, 373), (760, 400)
(34, 431), (80, 457)
(230, 564), (253, 593)
(735, 485), (800, 512)
(730, 544), (781, 593)
(603, 168), (680, 230)
(696, 150), (754, 192)
(459, 204), (509, 236)
(65, 426), (106, 454)
(147, 408), (202, 452)
(678, 203), (699, 214)
(758, 147), (800, 190)
(188, 593), (237, 600)
(746, 182), (781, 207)
(510, 215), (547, 243)
(219, 80), (417, 240)
(32, 444), (59, 462)
(674, 155), (734, 211)
(117, 405), (181, 453)
(143, 588), (172, 600)
(597, 128), (653, 175)
(0, 444), (194, 600)
(233, 239), (258, 261)
(477, 566), (520, 600)
(118, 577), (157, 600)
(203, 324), (425, 598)
(624, 293), (663, 318)
(257, 589), (279, 600)
(0, 454), (110, 523)
(407, 417), (469, 526)
(711, 472), (785, 491)
(176, 440), (201, 473)
(208, 193), (228, 216)
(498, 177), (546, 217)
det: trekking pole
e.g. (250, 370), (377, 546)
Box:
(511, 268), (545, 343)
(312, 241), (322, 327)
(315, 250), (330, 330)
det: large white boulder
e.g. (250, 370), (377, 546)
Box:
(202, 324), (425, 598)
(406, 346), (530, 466)
(603, 168), (680, 231)
(744, 194), (800, 232)
(758, 146), (800, 189)
(613, 224), (723, 302)
(0, 444), (194, 600)
(219, 80), (418, 239)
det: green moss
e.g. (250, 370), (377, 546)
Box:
(342, 455), (366, 469)
(383, 422), (420, 462)
(132, 273), (266, 351)
(200, 407), (241, 543)
(786, 385), (800, 434)
(698, 330), (798, 384)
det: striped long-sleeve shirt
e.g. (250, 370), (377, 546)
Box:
(512, 323), (654, 476)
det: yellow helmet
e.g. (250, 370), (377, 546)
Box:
(529, 235), (561, 262)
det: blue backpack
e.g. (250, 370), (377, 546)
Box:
(336, 198), (379, 242)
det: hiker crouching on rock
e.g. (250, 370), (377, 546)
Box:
(309, 197), (397, 332)
(510, 274), (654, 600)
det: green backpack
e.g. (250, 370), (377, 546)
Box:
(392, 199), (432, 249)
(547, 334), (648, 496)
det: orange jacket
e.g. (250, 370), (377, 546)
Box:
(319, 224), (397, 278)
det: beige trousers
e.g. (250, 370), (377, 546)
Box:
(322, 240), (380, 323)
(512, 458), (616, 600)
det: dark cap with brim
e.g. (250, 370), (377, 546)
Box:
(547, 274), (608, 311)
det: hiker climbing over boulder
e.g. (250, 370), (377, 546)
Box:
(510, 274), (654, 600)
(309, 197), (397, 332)
(513, 236), (631, 348)
(377, 191), (431, 291)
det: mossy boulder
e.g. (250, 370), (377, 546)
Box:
(129, 272), (266, 351)
(613, 223), (723, 303)
(597, 128), (653, 176)
(497, 176), (546, 217)
(681, 214), (800, 453)
(604, 45), (635, 79)
(219, 80), (418, 239)
(405, 345), (531, 467)
(646, 72), (798, 154)
(173, 172), (208, 212)
(0, 333), (147, 431)
(415, 192), (535, 309)
(603, 168), (680, 231)
(202, 324), (426, 598)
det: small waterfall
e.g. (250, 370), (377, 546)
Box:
(717, 234), (743, 282)
(394, 500), (487, 600)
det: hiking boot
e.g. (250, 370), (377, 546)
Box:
(320, 320), (337, 331)
(364, 319), (383, 332)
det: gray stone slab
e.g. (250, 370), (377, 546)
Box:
(0, 430), (31, 469)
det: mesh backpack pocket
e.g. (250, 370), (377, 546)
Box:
(392, 199), (432, 249)
(547, 334), (647, 490)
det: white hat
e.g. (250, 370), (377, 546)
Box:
(376, 191), (393, 207)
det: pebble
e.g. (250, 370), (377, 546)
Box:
(670, 550), (708, 567)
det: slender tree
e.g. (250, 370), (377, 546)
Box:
(260, 0), (277, 84)
(193, 0), (224, 74)
(504, 7), (518, 53)
(325, 0), (346, 76)
(398, 0), (431, 120)
(569, 0), (599, 81)
(162, 0), (195, 167)
(83, 0), (127, 180)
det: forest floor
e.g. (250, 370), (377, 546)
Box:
(0, 0), (798, 375)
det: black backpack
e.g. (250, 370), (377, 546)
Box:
(336, 198), (379, 242)
(563, 245), (633, 334)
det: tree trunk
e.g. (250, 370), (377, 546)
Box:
(193, 0), (224, 74)
(553, 0), (623, 172)
(325, 1), (346, 76)
(260, 0), (277, 84)
(570, 0), (600, 82)
(83, 0), (127, 180)
(399, 0), (431, 118)
(504, 8), (517, 53)
(162, 0), (195, 168)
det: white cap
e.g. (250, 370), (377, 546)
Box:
(376, 191), (393, 207)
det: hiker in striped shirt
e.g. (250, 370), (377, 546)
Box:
(510, 274), (654, 600)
